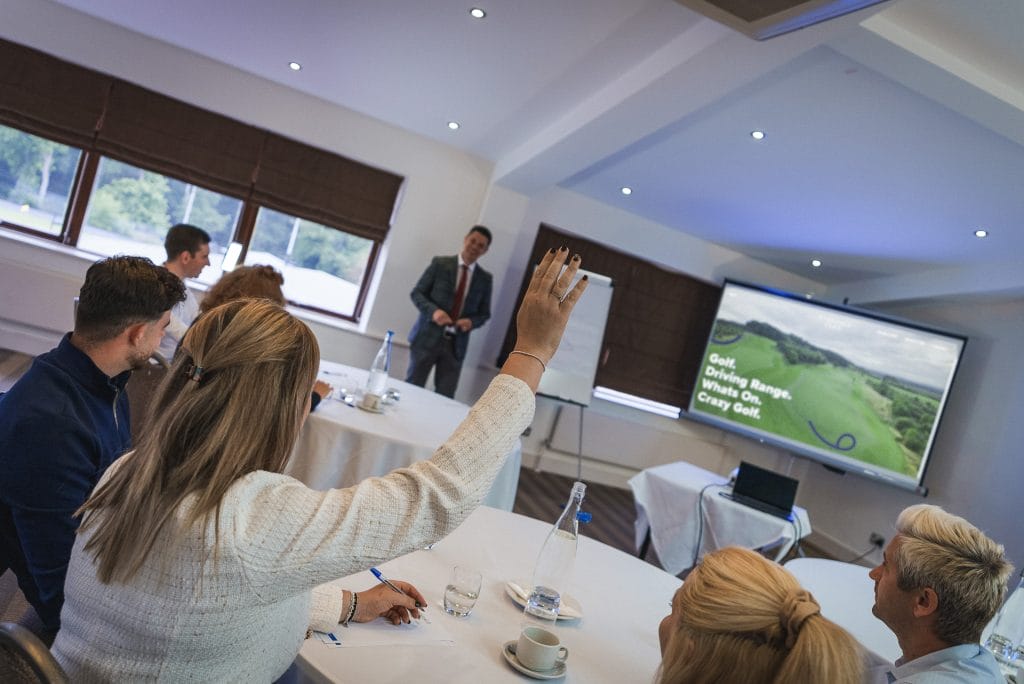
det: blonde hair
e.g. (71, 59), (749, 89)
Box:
(200, 265), (286, 313)
(77, 298), (319, 583)
(657, 547), (863, 684)
(893, 504), (1012, 644)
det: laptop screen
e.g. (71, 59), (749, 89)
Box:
(733, 461), (798, 513)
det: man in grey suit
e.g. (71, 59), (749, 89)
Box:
(406, 225), (493, 398)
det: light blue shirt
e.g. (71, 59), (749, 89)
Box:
(868, 644), (1005, 683)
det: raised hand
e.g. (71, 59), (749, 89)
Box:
(502, 247), (588, 390)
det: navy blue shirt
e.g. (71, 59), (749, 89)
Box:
(0, 333), (131, 632)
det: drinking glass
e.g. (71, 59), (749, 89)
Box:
(443, 566), (482, 617)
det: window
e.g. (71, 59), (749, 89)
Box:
(78, 158), (242, 285)
(0, 124), (81, 237)
(0, 38), (402, 323)
(249, 208), (375, 318)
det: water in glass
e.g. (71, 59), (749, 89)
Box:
(443, 585), (479, 617)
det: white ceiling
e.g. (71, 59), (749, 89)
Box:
(49, 0), (1024, 296)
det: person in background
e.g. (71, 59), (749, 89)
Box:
(867, 504), (1011, 683)
(198, 264), (331, 408)
(0, 256), (184, 640)
(406, 225), (493, 398)
(199, 264), (286, 313)
(52, 247), (587, 681)
(157, 223), (211, 360)
(657, 546), (864, 684)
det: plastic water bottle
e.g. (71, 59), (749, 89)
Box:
(364, 330), (394, 399)
(986, 570), (1024, 675)
(525, 481), (591, 622)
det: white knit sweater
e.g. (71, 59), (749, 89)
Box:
(52, 374), (534, 682)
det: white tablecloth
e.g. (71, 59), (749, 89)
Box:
(785, 557), (901, 666)
(285, 361), (521, 510)
(295, 506), (681, 683)
(628, 461), (811, 575)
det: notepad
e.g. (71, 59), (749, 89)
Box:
(313, 615), (454, 648)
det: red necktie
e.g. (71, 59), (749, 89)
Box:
(451, 264), (469, 320)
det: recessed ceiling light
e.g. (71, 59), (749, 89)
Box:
(974, 229), (989, 238)
(447, 121), (461, 131)
(469, 8), (486, 19)
(620, 187), (632, 196)
(811, 259), (822, 268)
(288, 61), (302, 71)
(750, 130), (765, 140)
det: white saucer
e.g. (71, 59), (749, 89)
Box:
(356, 402), (384, 414)
(504, 581), (582, 620)
(502, 641), (566, 680)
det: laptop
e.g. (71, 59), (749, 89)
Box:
(719, 461), (798, 520)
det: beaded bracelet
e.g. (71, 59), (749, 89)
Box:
(342, 591), (358, 627)
(509, 350), (547, 371)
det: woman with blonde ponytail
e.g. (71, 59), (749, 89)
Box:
(52, 247), (589, 681)
(656, 547), (864, 684)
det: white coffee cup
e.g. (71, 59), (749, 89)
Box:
(360, 392), (382, 411)
(516, 626), (569, 672)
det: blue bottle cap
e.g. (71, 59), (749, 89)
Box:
(576, 511), (592, 523)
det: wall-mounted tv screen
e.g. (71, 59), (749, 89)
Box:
(687, 281), (966, 494)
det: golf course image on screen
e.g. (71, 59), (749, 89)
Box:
(688, 283), (965, 490)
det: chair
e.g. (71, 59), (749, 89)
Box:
(0, 570), (47, 641)
(0, 622), (68, 684)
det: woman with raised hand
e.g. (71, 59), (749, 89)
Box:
(657, 546), (864, 684)
(52, 247), (587, 681)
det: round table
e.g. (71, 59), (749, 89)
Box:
(295, 506), (681, 683)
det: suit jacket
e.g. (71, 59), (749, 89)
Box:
(409, 255), (492, 361)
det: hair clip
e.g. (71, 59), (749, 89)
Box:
(185, 364), (205, 383)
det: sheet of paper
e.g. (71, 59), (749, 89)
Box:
(313, 614), (454, 648)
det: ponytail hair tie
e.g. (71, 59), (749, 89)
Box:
(185, 363), (206, 383)
(780, 589), (820, 648)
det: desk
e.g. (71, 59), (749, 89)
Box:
(785, 557), (900, 666)
(285, 362), (521, 510)
(628, 461), (811, 575)
(295, 506), (681, 683)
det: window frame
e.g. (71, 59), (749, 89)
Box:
(0, 125), (382, 323)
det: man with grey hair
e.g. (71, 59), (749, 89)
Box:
(868, 504), (1012, 683)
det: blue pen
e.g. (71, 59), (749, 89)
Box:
(370, 567), (430, 622)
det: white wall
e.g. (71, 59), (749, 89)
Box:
(0, 232), (87, 353)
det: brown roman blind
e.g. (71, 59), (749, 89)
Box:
(94, 81), (264, 199)
(0, 38), (403, 241)
(499, 224), (722, 408)
(251, 134), (404, 242)
(0, 38), (112, 148)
